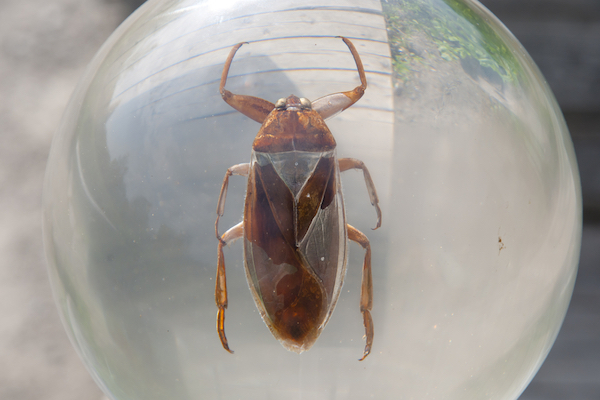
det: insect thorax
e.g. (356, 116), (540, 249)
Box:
(252, 150), (337, 198)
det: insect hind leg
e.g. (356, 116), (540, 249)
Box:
(347, 224), (373, 361)
(216, 221), (244, 354)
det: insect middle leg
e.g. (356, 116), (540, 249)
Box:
(216, 221), (244, 353)
(347, 224), (374, 361)
(216, 163), (249, 240)
(339, 158), (381, 229)
(215, 163), (249, 353)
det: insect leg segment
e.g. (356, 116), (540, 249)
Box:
(220, 42), (275, 124)
(216, 221), (244, 354)
(339, 158), (381, 229)
(216, 163), (250, 242)
(312, 37), (368, 120)
(346, 224), (374, 361)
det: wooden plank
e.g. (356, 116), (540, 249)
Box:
(481, 0), (600, 112)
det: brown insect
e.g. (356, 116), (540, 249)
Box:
(215, 37), (381, 360)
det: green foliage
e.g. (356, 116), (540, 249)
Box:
(383, 0), (521, 83)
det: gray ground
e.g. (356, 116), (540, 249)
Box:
(0, 1), (141, 399)
(0, 0), (597, 399)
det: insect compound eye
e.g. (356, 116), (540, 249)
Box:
(299, 97), (312, 110)
(275, 98), (286, 110)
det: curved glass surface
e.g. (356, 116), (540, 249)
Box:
(43, 0), (581, 399)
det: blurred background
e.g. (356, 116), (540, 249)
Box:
(0, 0), (597, 399)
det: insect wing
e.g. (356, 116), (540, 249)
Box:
(243, 151), (347, 352)
(297, 155), (347, 325)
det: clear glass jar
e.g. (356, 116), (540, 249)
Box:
(43, 0), (581, 399)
